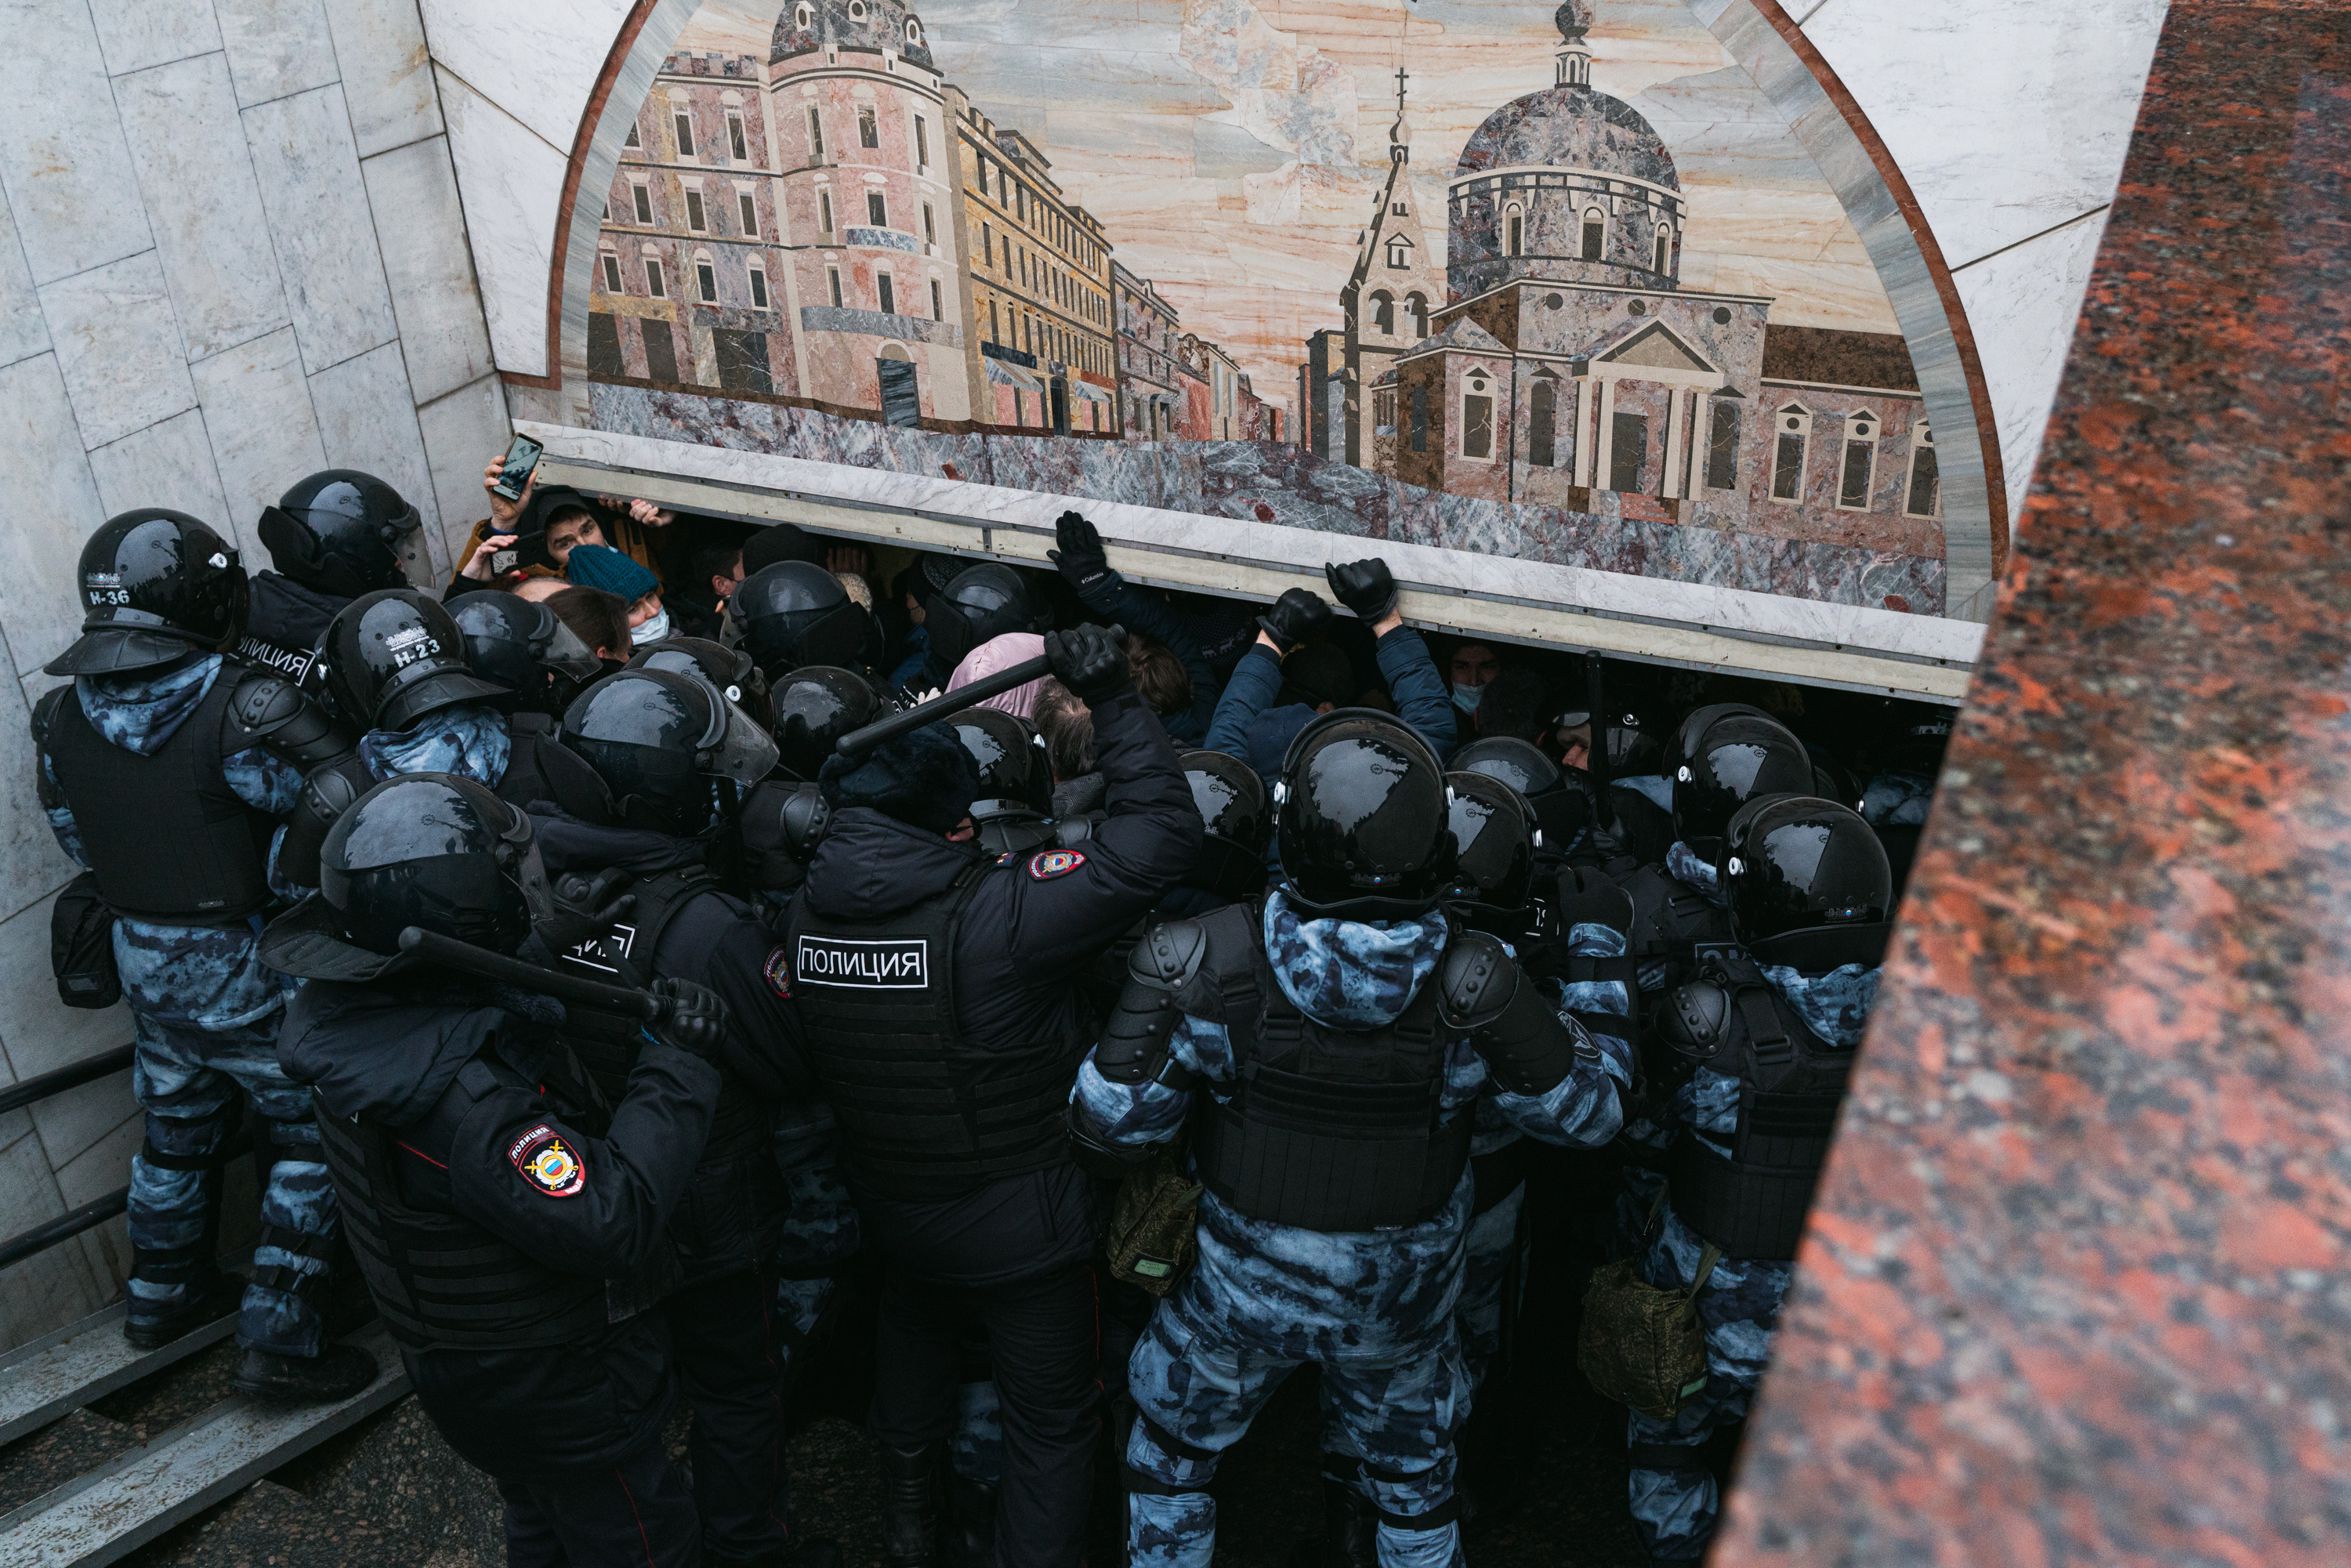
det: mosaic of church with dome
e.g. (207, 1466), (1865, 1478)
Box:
(585, 0), (1956, 614)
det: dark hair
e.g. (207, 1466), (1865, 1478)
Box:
(1476, 664), (1551, 744)
(1127, 635), (1192, 720)
(687, 541), (743, 594)
(546, 585), (632, 660)
(1278, 642), (1353, 710)
(1034, 679), (1097, 781)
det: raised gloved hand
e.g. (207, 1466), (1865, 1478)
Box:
(1044, 622), (1132, 704)
(534, 867), (638, 960)
(1324, 557), (1399, 623)
(1255, 587), (1334, 654)
(1555, 864), (1635, 937)
(648, 976), (729, 1063)
(1048, 510), (1119, 600)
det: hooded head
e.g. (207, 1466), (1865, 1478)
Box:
(816, 722), (980, 836)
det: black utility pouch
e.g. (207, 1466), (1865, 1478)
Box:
(52, 871), (121, 1010)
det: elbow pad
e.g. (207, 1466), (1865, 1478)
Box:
(279, 754), (377, 887)
(229, 670), (353, 771)
(1093, 919), (1206, 1086)
(1437, 929), (1597, 1097)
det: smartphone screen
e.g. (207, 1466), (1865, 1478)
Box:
(491, 548), (520, 575)
(492, 434), (545, 501)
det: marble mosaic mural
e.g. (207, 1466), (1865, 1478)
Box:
(579, 0), (1975, 616)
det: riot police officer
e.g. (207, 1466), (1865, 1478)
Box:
(1620, 794), (1891, 1559)
(919, 564), (1044, 690)
(449, 591), (606, 719)
(266, 773), (726, 1566)
(948, 707), (1060, 857)
(726, 562), (884, 686)
(539, 667), (838, 1568)
(1068, 710), (1633, 1568)
(34, 510), (368, 1400)
(1451, 735), (1596, 865)
(242, 470), (429, 682)
(781, 622), (1198, 1568)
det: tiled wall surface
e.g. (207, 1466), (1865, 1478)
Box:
(0, 0), (508, 1349)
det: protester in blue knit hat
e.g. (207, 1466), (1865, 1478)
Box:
(563, 542), (670, 646)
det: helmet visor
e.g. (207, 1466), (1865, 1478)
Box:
(390, 524), (431, 587)
(691, 675), (781, 784)
(540, 617), (604, 681)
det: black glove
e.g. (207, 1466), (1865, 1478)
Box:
(534, 867), (638, 959)
(1048, 510), (1119, 599)
(1555, 864), (1634, 937)
(1324, 557), (1398, 623)
(1255, 587), (1333, 654)
(648, 976), (729, 1063)
(1044, 622), (1132, 704)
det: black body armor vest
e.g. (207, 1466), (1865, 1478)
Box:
(1622, 864), (1733, 987)
(1177, 905), (1472, 1233)
(498, 712), (613, 820)
(1661, 951), (1854, 1260)
(787, 868), (1085, 1200)
(315, 1052), (614, 1353)
(39, 674), (276, 925)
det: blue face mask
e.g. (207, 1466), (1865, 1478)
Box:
(1451, 683), (1483, 715)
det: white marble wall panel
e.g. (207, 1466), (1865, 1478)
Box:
(323, 0), (442, 157)
(115, 55), (291, 362)
(31, 1081), (137, 1187)
(312, 340), (443, 539)
(1953, 209), (2108, 530)
(40, 254), (199, 449)
(0, 1122), (116, 1348)
(191, 326), (330, 541)
(0, 0), (155, 285)
(417, 371), (512, 561)
(0, 357), (106, 677)
(418, 0), (634, 151)
(364, 136), (493, 402)
(86, 0), (224, 77)
(244, 85), (400, 375)
(87, 410), (236, 542)
(0, 196), (51, 371)
(214, 0), (339, 107)
(435, 66), (566, 378)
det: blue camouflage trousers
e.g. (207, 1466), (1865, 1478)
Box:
(1125, 1307), (1469, 1568)
(1624, 1203), (1792, 1561)
(129, 1009), (336, 1356)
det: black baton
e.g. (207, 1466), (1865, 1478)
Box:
(397, 925), (665, 1023)
(834, 624), (1122, 759)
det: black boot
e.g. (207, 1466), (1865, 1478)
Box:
(944, 1476), (998, 1568)
(1323, 1476), (1378, 1568)
(879, 1443), (940, 1568)
(231, 1342), (379, 1403)
(124, 1274), (241, 1351)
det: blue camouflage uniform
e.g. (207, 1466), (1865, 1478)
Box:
(1073, 893), (1633, 1568)
(1621, 960), (1879, 1560)
(41, 655), (326, 1355)
(358, 703), (511, 787)
(770, 1092), (860, 1363)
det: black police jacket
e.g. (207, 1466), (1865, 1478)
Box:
(281, 969), (720, 1479)
(532, 812), (803, 1284)
(237, 572), (346, 680)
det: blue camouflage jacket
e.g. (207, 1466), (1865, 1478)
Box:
(42, 655), (303, 1029)
(1071, 889), (1632, 1360)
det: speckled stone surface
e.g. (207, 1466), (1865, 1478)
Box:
(0, 1407), (136, 1515)
(1713, 5), (2351, 1563)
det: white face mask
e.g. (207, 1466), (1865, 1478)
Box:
(629, 608), (672, 646)
(1451, 683), (1484, 715)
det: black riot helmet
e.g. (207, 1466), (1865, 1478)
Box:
(1558, 704), (1666, 779)
(629, 636), (773, 732)
(1722, 793), (1893, 957)
(724, 560), (878, 680)
(924, 563), (1041, 676)
(1275, 708), (1455, 921)
(324, 588), (510, 731)
(950, 708), (1045, 811)
(322, 773), (552, 958)
(1182, 749), (1271, 902)
(562, 667), (779, 836)
(1668, 704), (1813, 858)
(450, 592), (603, 716)
(1451, 736), (1587, 852)
(259, 471), (426, 597)
(47, 510), (249, 676)
(1444, 770), (1538, 933)
(770, 664), (882, 781)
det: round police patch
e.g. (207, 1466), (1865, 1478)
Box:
(763, 947), (792, 999)
(1028, 849), (1087, 881)
(508, 1124), (586, 1198)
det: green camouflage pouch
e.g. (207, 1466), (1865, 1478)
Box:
(1105, 1135), (1204, 1298)
(1576, 1242), (1722, 1421)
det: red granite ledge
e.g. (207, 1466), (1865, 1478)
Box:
(1714, 6), (2351, 1565)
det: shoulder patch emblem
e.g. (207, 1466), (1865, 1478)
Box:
(1028, 849), (1087, 881)
(509, 1124), (586, 1197)
(763, 946), (792, 998)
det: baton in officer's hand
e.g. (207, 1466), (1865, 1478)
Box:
(398, 925), (663, 1022)
(833, 624), (1123, 760)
